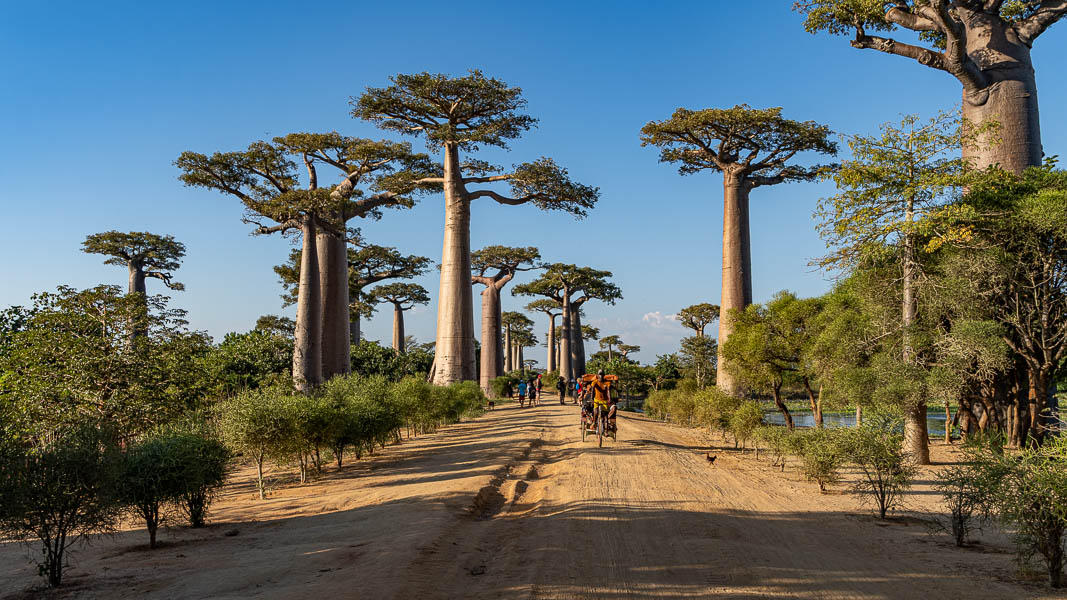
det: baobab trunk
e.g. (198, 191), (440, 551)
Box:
(318, 233), (350, 379)
(392, 302), (405, 353)
(504, 326), (513, 372)
(716, 176), (752, 395)
(570, 305), (586, 377)
(961, 24), (1043, 174)
(559, 295), (572, 384)
(902, 213), (930, 464)
(547, 314), (557, 372)
(479, 286), (503, 395)
(127, 262), (148, 339)
(432, 143), (476, 384)
(293, 219), (323, 393)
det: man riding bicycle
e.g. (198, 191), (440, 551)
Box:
(586, 369), (616, 432)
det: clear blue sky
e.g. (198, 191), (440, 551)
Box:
(2, 1), (1065, 364)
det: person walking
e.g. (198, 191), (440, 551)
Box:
(556, 376), (566, 405)
(517, 379), (528, 407)
(535, 375), (543, 402)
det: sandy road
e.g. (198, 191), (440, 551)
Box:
(0, 400), (1056, 599)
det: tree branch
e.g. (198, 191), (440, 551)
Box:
(885, 6), (939, 31)
(463, 174), (512, 184)
(468, 189), (536, 205)
(1014, 1), (1067, 46)
(247, 219), (301, 235)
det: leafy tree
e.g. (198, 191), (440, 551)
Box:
(501, 311), (535, 373)
(470, 246), (540, 393)
(678, 335), (717, 390)
(651, 354), (682, 391)
(216, 386), (293, 499)
(816, 112), (972, 462)
(527, 299), (562, 372)
(349, 340), (433, 381)
(840, 425), (918, 518)
(677, 302), (720, 337)
(82, 231), (186, 295)
(618, 343), (641, 359)
(794, 0), (1066, 173)
(0, 424), (122, 587)
(581, 325), (600, 342)
(0, 286), (198, 439)
(367, 282), (430, 353)
(599, 335), (623, 360)
(641, 105), (836, 394)
(205, 330), (293, 396)
(354, 71), (599, 384)
(120, 433), (196, 548)
(513, 263), (622, 380)
(255, 314), (295, 339)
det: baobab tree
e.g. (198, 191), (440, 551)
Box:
(275, 240), (431, 349)
(513, 263), (622, 381)
(501, 311), (535, 373)
(367, 282), (429, 353)
(641, 106), (836, 394)
(599, 335), (623, 361)
(618, 344), (641, 360)
(511, 327), (539, 375)
(354, 71), (600, 384)
(526, 299), (562, 372)
(677, 303), (720, 337)
(82, 231), (186, 340)
(471, 246), (540, 394)
(795, 1), (1067, 173)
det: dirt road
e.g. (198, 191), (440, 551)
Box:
(0, 401), (1056, 599)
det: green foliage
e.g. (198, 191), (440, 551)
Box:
(350, 340), (433, 381)
(935, 456), (998, 547)
(0, 285), (206, 440)
(82, 230), (186, 291)
(513, 263), (623, 308)
(367, 282), (430, 310)
(216, 386), (294, 499)
(728, 401), (764, 452)
(677, 303), (720, 337)
(255, 314), (295, 338)
(277, 243), (432, 308)
(205, 329), (292, 396)
(678, 335), (716, 389)
(0, 424), (122, 587)
(119, 428), (229, 547)
(838, 425), (917, 518)
(491, 375), (516, 399)
(794, 428), (846, 492)
(640, 105), (836, 179)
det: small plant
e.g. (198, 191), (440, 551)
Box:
(0, 424), (122, 587)
(796, 428), (844, 492)
(934, 459), (996, 547)
(757, 426), (792, 471)
(217, 386), (294, 499)
(728, 401), (764, 453)
(840, 426), (917, 518)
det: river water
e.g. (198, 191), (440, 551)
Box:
(762, 410), (950, 437)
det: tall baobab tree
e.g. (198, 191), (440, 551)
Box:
(618, 344), (641, 360)
(471, 246), (540, 394)
(511, 327), (538, 374)
(677, 303), (720, 337)
(514, 264), (622, 381)
(367, 282), (430, 353)
(354, 71), (600, 384)
(82, 231), (186, 297)
(641, 106), (836, 395)
(599, 335), (623, 361)
(501, 311), (534, 374)
(527, 299), (562, 371)
(795, 1), (1066, 173)
(271, 134), (437, 379)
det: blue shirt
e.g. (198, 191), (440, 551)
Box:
(518, 382), (527, 394)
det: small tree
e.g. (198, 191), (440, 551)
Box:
(841, 426), (918, 518)
(677, 303), (720, 337)
(935, 458), (998, 547)
(368, 282), (430, 353)
(217, 387), (293, 499)
(729, 401), (764, 453)
(120, 433), (197, 548)
(255, 314), (295, 339)
(82, 231), (186, 297)
(0, 424), (122, 587)
(796, 428), (845, 491)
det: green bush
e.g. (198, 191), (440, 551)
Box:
(217, 386), (294, 499)
(728, 401), (764, 452)
(0, 424), (122, 587)
(838, 425), (917, 518)
(756, 426), (791, 470)
(491, 375), (516, 399)
(793, 428), (845, 492)
(935, 458), (996, 547)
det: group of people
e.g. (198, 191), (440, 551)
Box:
(503, 375), (542, 406)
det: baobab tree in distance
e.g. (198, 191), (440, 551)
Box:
(501, 311), (535, 374)
(678, 303), (720, 337)
(599, 335), (623, 361)
(367, 282), (429, 353)
(354, 71), (600, 384)
(641, 106), (836, 395)
(526, 299), (562, 372)
(618, 344), (641, 360)
(794, 1), (1066, 173)
(471, 246), (541, 394)
(513, 263), (622, 382)
(82, 231), (186, 296)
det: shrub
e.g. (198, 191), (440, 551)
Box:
(795, 428), (845, 492)
(839, 426), (917, 518)
(491, 375), (516, 399)
(699, 388), (742, 439)
(217, 386), (294, 499)
(120, 433), (192, 548)
(935, 458), (996, 547)
(756, 426), (791, 470)
(728, 401), (764, 453)
(982, 437), (1067, 587)
(173, 432), (229, 527)
(0, 424), (122, 587)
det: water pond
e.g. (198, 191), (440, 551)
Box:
(762, 409), (950, 437)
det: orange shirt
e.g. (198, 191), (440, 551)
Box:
(591, 379), (611, 404)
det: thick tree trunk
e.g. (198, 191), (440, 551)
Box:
(432, 143), (476, 384)
(716, 177), (752, 395)
(560, 294), (572, 384)
(804, 380), (823, 428)
(960, 26), (1042, 174)
(127, 262), (148, 339)
(772, 384), (794, 430)
(319, 233), (350, 379)
(392, 302), (405, 353)
(570, 304), (587, 377)
(479, 285), (502, 395)
(504, 325), (513, 373)
(547, 314), (557, 372)
(293, 218), (323, 393)
(1028, 366), (1050, 446)
(349, 283), (362, 348)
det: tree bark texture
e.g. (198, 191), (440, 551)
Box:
(293, 218), (323, 392)
(559, 294), (572, 384)
(432, 143), (476, 384)
(716, 177), (752, 395)
(570, 305), (587, 377)
(392, 302), (405, 353)
(319, 232), (351, 379)
(479, 285), (502, 395)
(547, 314), (558, 373)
